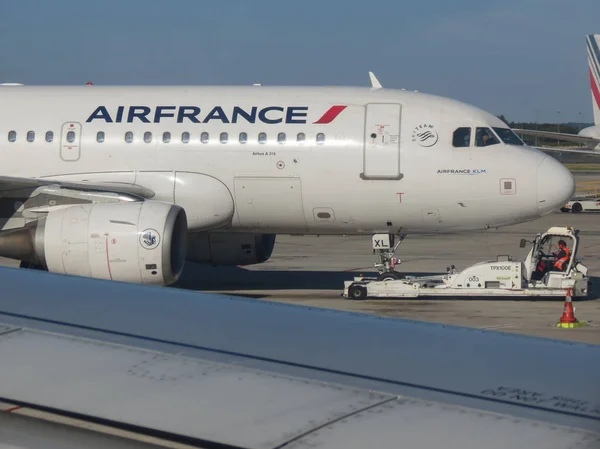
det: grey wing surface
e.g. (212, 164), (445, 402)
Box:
(0, 175), (154, 200)
(513, 128), (600, 147)
(534, 146), (600, 155)
(0, 267), (599, 449)
(0, 175), (154, 231)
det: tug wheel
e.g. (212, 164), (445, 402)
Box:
(377, 271), (402, 281)
(348, 284), (367, 300)
(571, 203), (582, 213)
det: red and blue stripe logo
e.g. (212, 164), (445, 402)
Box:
(313, 105), (347, 124)
(313, 105), (348, 125)
(586, 35), (600, 111)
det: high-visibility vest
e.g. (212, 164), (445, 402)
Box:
(554, 246), (571, 271)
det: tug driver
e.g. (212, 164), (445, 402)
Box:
(552, 240), (571, 272)
(533, 239), (571, 280)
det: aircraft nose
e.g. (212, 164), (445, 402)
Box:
(537, 156), (575, 215)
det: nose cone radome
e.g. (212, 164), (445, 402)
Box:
(537, 156), (575, 215)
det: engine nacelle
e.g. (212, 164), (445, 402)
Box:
(1, 201), (187, 285)
(186, 232), (276, 266)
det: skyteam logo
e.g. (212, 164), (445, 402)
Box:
(412, 124), (438, 147)
(86, 105), (347, 125)
(139, 229), (160, 250)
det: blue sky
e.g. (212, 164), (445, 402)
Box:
(0, 0), (598, 123)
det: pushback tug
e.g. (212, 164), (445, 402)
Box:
(344, 227), (589, 300)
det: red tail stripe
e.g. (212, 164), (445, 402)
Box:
(590, 68), (600, 110)
(313, 105), (347, 124)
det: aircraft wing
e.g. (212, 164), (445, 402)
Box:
(0, 267), (599, 449)
(534, 146), (600, 156)
(0, 175), (154, 199)
(513, 128), (600, 147)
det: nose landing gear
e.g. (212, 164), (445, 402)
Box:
(372, 233), (405, 281)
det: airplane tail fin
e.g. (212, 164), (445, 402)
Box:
(587, 34), (600, 125)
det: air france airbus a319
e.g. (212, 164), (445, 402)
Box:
(0, 73), (574, 285)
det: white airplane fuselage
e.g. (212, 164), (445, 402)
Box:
(579, 124), (600, 145)
(0, 85), (574, 235)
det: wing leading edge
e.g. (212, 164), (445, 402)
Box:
(534, 146), (600, 155)
(513, 128), (600, 151)
(0, 175), (155, 199)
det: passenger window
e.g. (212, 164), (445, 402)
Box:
(162, 132), (171, 143)
(182, 132), (190, 144)
(201, 132), (209, 143)
(297, 132), (305, 142)
(144, 132), (152, 143)
(125, 131), (133, 143)
(67, 131), (76, 143)
(452, 127), (471, 147)
(220, 132), (228, 143)
(27, 131), (35, 142)
(96, 131), (105, 143)
(475, 127), (499, 147)
(277, 132), (286, 144)
(45, 131), (54, 143)
(258, 132), (267, 144)
(239, 132), (248, 144)
(8, 131), (16, 142)
(316, 133), (325, 145)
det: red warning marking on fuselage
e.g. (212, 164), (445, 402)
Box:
(105, 235), (113, 280)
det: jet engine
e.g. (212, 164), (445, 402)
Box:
(0, 201), (187, 285)
(186, 232), (276, 266)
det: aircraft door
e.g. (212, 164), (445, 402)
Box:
(60, 122), (82, 162)
(362, 104), (402, 180)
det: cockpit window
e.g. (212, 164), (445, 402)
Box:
(475, 127), (499, 147)
(493, 127), (524, 146)
(452, 127), (471, 147)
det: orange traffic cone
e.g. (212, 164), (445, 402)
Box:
(557, 288), (587, 328)
(559, 289), (577, 324)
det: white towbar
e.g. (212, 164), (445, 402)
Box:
(344, 227), (589, 300)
